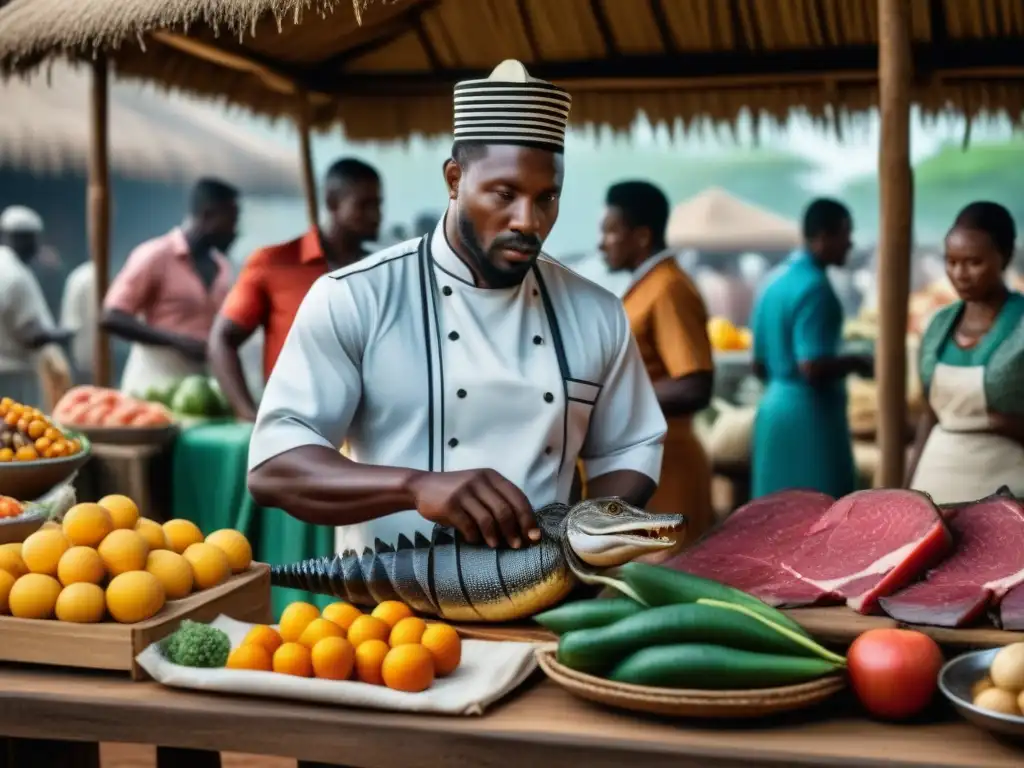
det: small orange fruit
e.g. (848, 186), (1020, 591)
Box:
(347, 615), (390, 648)
(389, 616), (427, 647)
(421, 623), (462, 676)
(20, 529), (70, 576)
(62, 503), (114, 547)
(182, 542), (230, 590)
(354, 639), (390, 685)
(135, 518), (167, 551)
(0, 543), (28, 578)
(311, 636), (356, 681)
(371, 600), (414, 628)
(272, 642), (313, 677)
(243, 625), (283, 655)
(97, 529), (149, 576)
(227, 643), (273, 672)
(162, 519), (204, 555)
(0, 569), (15, 614)
(381, 644), (435, 693)
(204, 529), (252, 573)
(278, 601), (321, 643)
(97, 495), (140, 530)
(56, 546), (106, 586)
(298, 617), (345, 649)
(8, 573), (62, 619)
(322, 601), (362, 631)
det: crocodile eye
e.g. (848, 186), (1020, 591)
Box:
(607, 501), (621, 515)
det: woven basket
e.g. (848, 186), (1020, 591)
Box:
(535, 646), (846, 719)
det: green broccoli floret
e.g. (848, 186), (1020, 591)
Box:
(161, 620), (231, 668)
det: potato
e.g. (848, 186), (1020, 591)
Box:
(990, 642), (1024, 692)
(974, 687), (1021, 716)
(971, 676), (994, 699)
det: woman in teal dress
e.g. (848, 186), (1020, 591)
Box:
(906, 202), (1024, 504)
(751, 199), (873, 498)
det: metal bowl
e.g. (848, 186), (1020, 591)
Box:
(938, 647), (1024, 739)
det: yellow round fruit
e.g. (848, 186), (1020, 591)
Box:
(145, 550), (194, 600)
(389, 616), (427, 647)
(162, 519), (204, 555)
(272, 642), (313, 677)
(97, 529), (149, 576)
(381, 644), (435, 693)
(20, 529), (70, 576)
(321, 601), (362, 631)
(420, 623), (462, 677)
(39, 520), (62, 531)
(371, 600), (414, 628)
(56, 546), (106, 586)
(227, 643), (273, 672)
(182, 543), (231, 591)
(204, 529), (252, 574)
(0, 569), (15, 614)
(242, 625), (283, 655)
(311, 636), (355, 681)
(0, 543), (27, 578)
(278, 601), (321, 643)
(347, 615), (391, 648)
(55, 583), (106, 623)
(98, 495), (140, 530)
(8, 573), (62, 619)
(354, 639), (390, 685)
(298, 617), (345, 649)
(135, 518), (167, 551)
(62, 503), (114, 547)
(105, 571), (166, 624)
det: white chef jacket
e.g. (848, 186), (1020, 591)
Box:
(249, 219), (667, 553)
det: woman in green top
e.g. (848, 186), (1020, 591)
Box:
(907, 202), (1024, 503)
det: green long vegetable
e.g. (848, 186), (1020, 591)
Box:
(609, 562), (810, 638)
(534, 598), (644, 635)
(556, 602), (823, 675)
(608, 643), (842, 689)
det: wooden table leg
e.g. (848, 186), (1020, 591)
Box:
(156, 746), (222, 768)
(4, 737), (99, 768)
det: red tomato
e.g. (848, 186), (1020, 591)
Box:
(847, 628), (944, 720)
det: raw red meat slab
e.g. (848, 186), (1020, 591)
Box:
(879, 494), (1024, 628)
(997, 583), (1024, 630)
(665, 490), (837, 607)
(781, 489), (952, 615)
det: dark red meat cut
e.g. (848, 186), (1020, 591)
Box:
(781, 489), (952, 614)
(665, 490), (837, 607)
(997, 583), (1024, 630)
(880, 494), (1024, 628)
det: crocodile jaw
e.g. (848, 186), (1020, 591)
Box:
(567, 525), (683, 567)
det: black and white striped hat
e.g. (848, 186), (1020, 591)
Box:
(453, 60), (572, 154)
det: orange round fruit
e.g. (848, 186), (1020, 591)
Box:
(182, 543), (230, 590)
(98, 495), (140, 530)
(0, 543), (28, 578)
(20, 529), (70, 576)
(354, 639), (390, 685)
(389, 616), (427, 647)
(204, 529), (252, 573)
(227, 643), (273, 672)
(145, 550), (194, 599)
(55, 583), (106, 623)
(381, 644), (435, 693)
(105, 570), (165, 624)
(56, 546), (106, 586)
(321, 601), (362, 631)
(371, 600), (414, 628)
(272, 642), (313, 677)
(162, 519), (204, 555)
(420, 623), (462, 676)
(134, 518), (167, 551)
(0, 569), (15, 614)
(8, 573), (62, 619)
(62, 503), (114, 548)
(242, 625), (283, 655)
(97, 529), (149, 576)
(311, 636), (356, 681)
(278, 601), (321, 643)
(347, 615), (390, 648)
(297, 617), (345, 649)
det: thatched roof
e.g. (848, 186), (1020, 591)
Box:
(0, 0), (1022, 141)
(666, 187), (800, 252)
(0, 61), (301, 193)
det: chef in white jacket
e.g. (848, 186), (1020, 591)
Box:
(247, 61), (667, 554)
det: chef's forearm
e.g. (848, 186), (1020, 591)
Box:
(248, 445), (421, 526)
(584, 470), (656, 507)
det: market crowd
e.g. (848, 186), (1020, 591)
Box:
(3, 61), (1023, 557)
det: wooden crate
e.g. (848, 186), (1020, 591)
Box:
(0, 563), (271, 680)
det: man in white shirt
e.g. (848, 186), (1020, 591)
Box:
(247, 60), (667, 555)
(0, 207), (72, 408)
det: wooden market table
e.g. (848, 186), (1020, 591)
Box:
(0, 667), (1020, 768)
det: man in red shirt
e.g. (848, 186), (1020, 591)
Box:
(209, 158), (382, 420)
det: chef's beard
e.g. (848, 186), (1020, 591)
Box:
(457, 210), (540, 289)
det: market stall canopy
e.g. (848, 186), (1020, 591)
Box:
(0, 0), (1022, 141)
(666, 188), (800, 252)
(0, 62), (300, 195)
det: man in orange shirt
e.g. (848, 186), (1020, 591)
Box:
(209, 158), (382, 420)
(600, 180), (715, 547)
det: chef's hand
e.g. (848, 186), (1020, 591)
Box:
(409, 469), (541, 549)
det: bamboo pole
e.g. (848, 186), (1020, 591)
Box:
(88, 55), (112, 388)
(876, 0), (914, 487)
(296, 92), (319, 231)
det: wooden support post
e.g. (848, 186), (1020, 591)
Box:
(876, 0), (914, 487)
(297, 92), (319, 232)
(88, 55), (112, 387)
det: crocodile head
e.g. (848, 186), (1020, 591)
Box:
(564, 497), (685, 568)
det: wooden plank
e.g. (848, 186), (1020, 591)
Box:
(88, 55), (111, 388)
(0, 563), (271, 678)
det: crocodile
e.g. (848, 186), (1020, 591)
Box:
(270, 497), (685, 622)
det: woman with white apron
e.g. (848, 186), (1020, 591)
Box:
(907, 202), (1024, 504)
